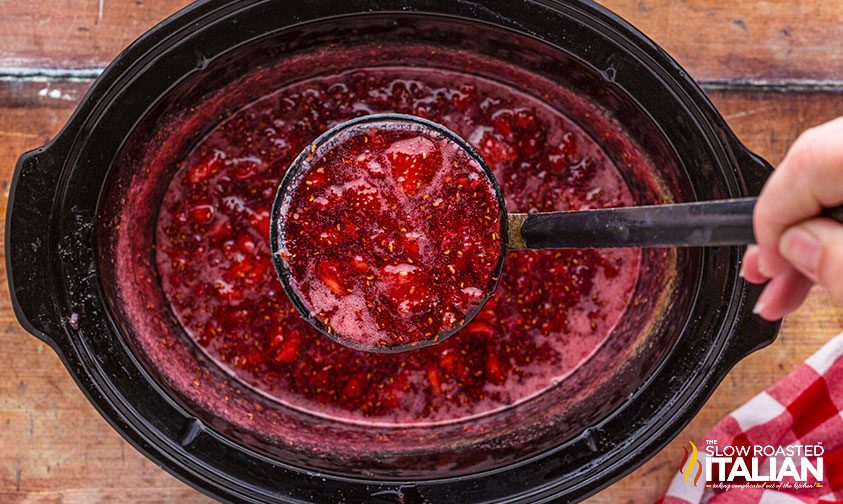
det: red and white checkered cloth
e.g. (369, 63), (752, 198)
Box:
(660, 332), (843, 504)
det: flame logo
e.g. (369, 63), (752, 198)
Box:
(679, 441), (703, 486)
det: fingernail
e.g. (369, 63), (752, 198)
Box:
(780, 229), (821, 281)
(753, 280), (773, 316)
(753, 296), (766, 316)
(740, 245), (758, 279)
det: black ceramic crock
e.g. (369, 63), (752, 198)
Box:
(6, 0), (780, 502)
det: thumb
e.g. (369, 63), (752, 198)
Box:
(779, 218), (843, 301)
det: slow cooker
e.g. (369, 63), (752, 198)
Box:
(6, 0), (780, 502)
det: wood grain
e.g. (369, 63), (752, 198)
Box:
(0, 0), (190, 71)
(1, 76), (841, 502)
(0, 0), (841, 85)
(607, 0), (843, 83)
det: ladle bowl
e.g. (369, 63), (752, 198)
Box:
(271, 114), (508, 353)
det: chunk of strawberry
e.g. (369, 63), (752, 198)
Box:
(317, 226), (343, 247)
(560, 131), (579, 161)
(476, 132), (517, 168)
(344, 186), (380, 213)
(273, 331), (300, 363)
(303, 168), (329, 189)
(485, 352), (505, 383)
(206, 219), (232, 243)
(244, 348), (271, 366)
(401, 231), (421, 260)
(190, 205), (214, 224)
(382, 371), (411, 409)
(452, 83), (477, 112)
(462, 320), (494, 338)
(513, 109), (538, 129)
(317, 260), (348, 297)
(231, 158), (261, 180)
(235, 233), (256, 255)
(197, 323), (218, 347)
(380, 386), (402, 410)
(249, 208), (271, 238)
(351, 255), (369, 274)
(244, 257), (272, 286)
(224, 255), (255, 282)
(426, 365), (442, 396)
(187, 151), (225, 184)
(439, 350), (457, 372)
(339, 215), (359, 237)
(190, 204), (215, 223)
(385, 136), (441, 195)
(517, 135), (542, 160)
(268, 327), (286, 348)
(491, 110), (514, 138)
(380, 263), (433, 314)
(342, 375), (364, 399)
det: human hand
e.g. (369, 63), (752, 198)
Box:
(742, 116), (843, 321)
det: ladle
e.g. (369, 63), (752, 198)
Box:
(271, 113), (843, 352)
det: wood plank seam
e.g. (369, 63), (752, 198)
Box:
(4, 68), (843, 94)
(701, 79), (843, 94)
(0, 67), (103, 80)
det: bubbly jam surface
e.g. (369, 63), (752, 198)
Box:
(279, 119), (503, 350)
(155, 67), (640, 424)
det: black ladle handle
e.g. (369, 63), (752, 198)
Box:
(509, 197), (843, 249)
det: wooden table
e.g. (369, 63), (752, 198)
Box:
(1, 1), (841, 502)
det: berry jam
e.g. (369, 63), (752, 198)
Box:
(155, 67), (640, 424)
(278, 117), (504, 350)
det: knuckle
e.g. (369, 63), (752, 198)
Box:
(753, 187), (787, 244)
(787, 128), (821, 168)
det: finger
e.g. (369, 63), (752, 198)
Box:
(757, 244), (790, 279)
(740, 245), (769, 284)
(754, 116), (843, 276)
(780, 217), (843, 302)
(752, 267), (814, 321)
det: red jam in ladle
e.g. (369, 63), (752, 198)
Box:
(273, 114), (506, 352)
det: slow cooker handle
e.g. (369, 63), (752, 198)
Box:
(724, 145), (786, 358)
(6, 143), (65, 346)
